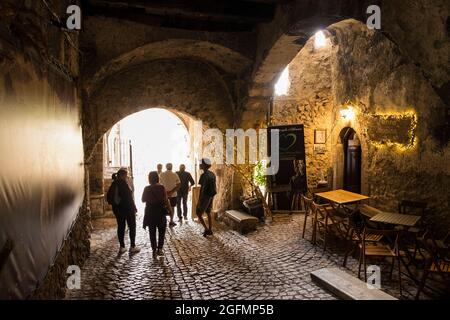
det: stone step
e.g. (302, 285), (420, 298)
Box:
(225, 210), (259, 234)
(311, 268), (398, 300)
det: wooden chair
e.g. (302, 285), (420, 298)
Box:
(357, 228), (402, 296)
(291, 193), (302, 212)
(398, 200), (428, 263)
(311, 201), (348, 252)
(398, 200), (427, 233)
(398, 200), (427, 215)
(301, 194), (314, 239)
(415, 232), (450, 299)
(343, 211), (384, 267)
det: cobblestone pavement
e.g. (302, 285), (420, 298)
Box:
(66, 213), (420, 300)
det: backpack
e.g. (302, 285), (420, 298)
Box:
(106, 181), (121, 206)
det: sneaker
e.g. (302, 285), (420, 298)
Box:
(119, 247), (126, 254)
(184, 215), (188, 220)
(169, 221), (177, 227)
(152, 250), (157, 258)
(156, 248), (164, 256)
(129, 246), (140, 254)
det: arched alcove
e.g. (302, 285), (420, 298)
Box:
(339, 127), (362, 194)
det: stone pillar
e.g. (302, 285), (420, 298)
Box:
(231, 170), (244, 209)
(333, 143), (344, 190)
(88, 137), (105, 218)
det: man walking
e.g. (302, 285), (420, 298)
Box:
(196, 158), (217, 237)
(160, 163), (180, 227)
(176, 164), (195, 221)
(157, 163), (163, 178)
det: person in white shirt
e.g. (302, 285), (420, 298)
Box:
(159, 163), (180, 227)
(156, 163), (163, 178)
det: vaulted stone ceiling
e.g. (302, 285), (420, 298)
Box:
(82, 0), (279, 32)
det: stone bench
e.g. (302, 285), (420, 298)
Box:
(225, 210), (259, 234)
(311, 268), (397, 300)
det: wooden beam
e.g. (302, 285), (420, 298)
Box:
(85, 5), (258, 31)
(87, 0), (276, 23)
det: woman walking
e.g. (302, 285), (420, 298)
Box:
(142, 171), (173, 258)
(107, 168), (140, 255)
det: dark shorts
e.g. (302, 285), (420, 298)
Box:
(196, 196), (213, 215)
(169, 197), (177, 207)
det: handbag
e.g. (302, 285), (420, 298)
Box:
(143, 186), (170, 225)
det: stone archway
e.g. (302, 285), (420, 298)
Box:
(336, 127), (362, 193)
(240, 0), (379, 128)
(84, 39), (253, 97)
(84, 58), (235, 161)
(83, 57), (237, 216)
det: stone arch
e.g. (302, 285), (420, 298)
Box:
(85, 39), (253, 96)
(252, 0), (379, 90)
(331, 120), (370, 196)
(84, 58), (235, 161)
(333, 127), (363, 193)
(241, 0), (379, 127)
(267, 18), (407, 196)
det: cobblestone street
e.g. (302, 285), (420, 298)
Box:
(66, 214), (418, 300)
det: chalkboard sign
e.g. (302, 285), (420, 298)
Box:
(367, 114), (416, 145)
(269, 124), (306, 160)
(267, 124), (307, 210)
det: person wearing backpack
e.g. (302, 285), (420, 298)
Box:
(107, 168), (140, 255)
(107, 173), (120, 215)
(142, 171), (173, 258)
(196, 158), (217, 237)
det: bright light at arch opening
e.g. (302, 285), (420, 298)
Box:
(314, 30), (327, 49)
(115, 108), (191, 212)
(274, 66), (290, 96)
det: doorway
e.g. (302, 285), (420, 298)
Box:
(104, 108), (193, 214)
(340, 127), (361, 194)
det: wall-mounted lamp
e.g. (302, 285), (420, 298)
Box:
(340, 106), (355, 121)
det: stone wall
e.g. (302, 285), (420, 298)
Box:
(271, 34), (334, 189)
(383, 0), (450, 90)
(81, 16), (255, 78)
(89, 136), (104, 195)
(329, 20), (450, 224)
(0, 0), (92, 299)
(32, 201), (91, 299)
(269, 19), (450, 229)
(84, 59), (235, 160)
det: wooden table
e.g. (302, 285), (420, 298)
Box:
(370, 211), (422, 285)
(316, 189), (369, 205)
(316, 189), (370, 214)
(370, 212), (421, 227)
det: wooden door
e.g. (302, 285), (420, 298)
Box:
(344, 145), (361, 194)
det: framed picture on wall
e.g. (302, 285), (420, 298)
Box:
(314, 129), (327, 144)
